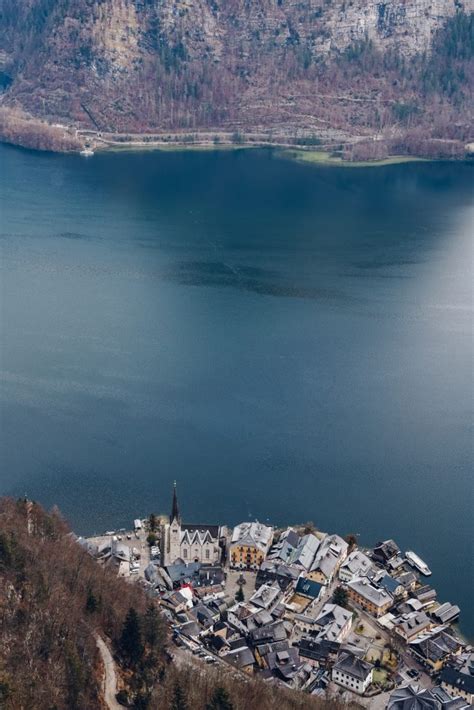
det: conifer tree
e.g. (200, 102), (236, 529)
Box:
(120, 607), (143, 665)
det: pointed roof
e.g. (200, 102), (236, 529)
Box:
(171, 481), (180, 523)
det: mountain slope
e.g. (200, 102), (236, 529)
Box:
(0, 1), (472, 153)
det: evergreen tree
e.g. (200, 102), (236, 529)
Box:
(333, 586), (348, 608)
(171, 682), (188, 710)
(120, 607), (143, 665)
(206, 687), (233, 710)
(148, 513), (158, 532)
(85, 588), (98, 614)
(144, 603), (163, 650)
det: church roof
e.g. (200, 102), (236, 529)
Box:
(181, 523), (220, 538)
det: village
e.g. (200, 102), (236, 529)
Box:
(81, 485), (473, 709)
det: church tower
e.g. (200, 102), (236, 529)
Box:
(166, 481), (182, 565)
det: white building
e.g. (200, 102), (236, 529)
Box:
(161, 483), (222, 566)
(314, 603), (352, 643)
(332, 651), (374, 695)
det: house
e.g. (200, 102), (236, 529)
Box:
(431, 686), (472, 709)
(440, 667), (474, 705)
(346, 577), (393, 617)
(249, 584), (281, 611)
(298, 638), (340, 667)
(332, 651), (374, 695)
(376, 572), (406, 599)
(313, 603), (352, 643)
(410, 629), (464, 673)
(307, 534), (348, 584)
(395, 571), (418, 593)
(161, 483), (222, 566)
(230, 521), (273, 570)
(339, 550), (373, 583)
(226, 602), (258, 635)
(222, 645), (255, 674)
(288, 533), (320, 571)
(372, 539), (400, 567)
(266, 647), (303, 683)
(254, 639), (290, 669)
(267, 528), (300, 564)
(249, 621), (287, 646)
(256, 560), (300, 591)
(393, 611), (431, 642)
(160, 587), (193, 614)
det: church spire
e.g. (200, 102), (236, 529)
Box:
(170, 481), (180, 523)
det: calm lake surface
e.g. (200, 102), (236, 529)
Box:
(1, 145), (473, 635)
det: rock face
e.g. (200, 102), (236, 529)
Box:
(0, 0), (472, 138)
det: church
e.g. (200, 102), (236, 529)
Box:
(161, 483), (223, 567)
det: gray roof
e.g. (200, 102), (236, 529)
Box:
(231, 522), (273, 552)
(347, 576), (393, 607)
(339, 550), (373, 578)
(333, 650), (373, 681)
(249, 583), (280, 609)
(441, 667), (474, 696)
(388, 684), (442, 709)
(394, 611), (431, 637)
(315, 603), (352, 642)
(223, 645), (255, 668)
(432, 603), (460, 624)
(310, 534), (348, 579)
(289, 533), (320, 570)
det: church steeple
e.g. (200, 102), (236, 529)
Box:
(170, 481), (180, 523)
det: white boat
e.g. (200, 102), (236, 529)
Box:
(406, 550), (432, 576)
(80, 147), (94, 157)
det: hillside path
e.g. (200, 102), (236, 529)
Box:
(96, 635), (121, 710)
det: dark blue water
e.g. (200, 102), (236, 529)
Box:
(1, 145), (472, 635)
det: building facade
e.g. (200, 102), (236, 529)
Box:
(230, 522), (273, 570)
(332, 651), (374, 695)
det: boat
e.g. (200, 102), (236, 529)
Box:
(405, 550), (432, 576)
(80, 147), (94, 157)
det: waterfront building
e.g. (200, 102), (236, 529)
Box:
(161, 483), (222, 566)
(393, 611), (432, 642)
(372, 539), (400, 567)
(230, 521), (273, 570)
(307, 534), (348, 584)
(332, 651), (374, 695)
(339, 550), (374, 583)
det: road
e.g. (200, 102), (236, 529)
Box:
(96, 635), (121, 710)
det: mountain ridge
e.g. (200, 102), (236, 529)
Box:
(0, 0), (472, 156)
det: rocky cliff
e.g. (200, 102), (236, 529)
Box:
(0, 0), (472, 150)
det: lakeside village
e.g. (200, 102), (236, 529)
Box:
(80, 485), (473, 709)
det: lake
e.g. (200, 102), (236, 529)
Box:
(0, 145), (472, 636)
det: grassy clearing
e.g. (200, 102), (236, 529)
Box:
(279, 149), (427, 167)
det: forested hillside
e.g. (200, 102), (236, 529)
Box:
(0, 498), (350, 709)
(0, 0), (472, 155)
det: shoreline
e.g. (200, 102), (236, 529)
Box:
(1, 107), (471, 167)
(94, 141), (431, 168)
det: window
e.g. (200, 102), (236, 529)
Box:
(205, 549), (210, 559)
(183, 549), (187, 558)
